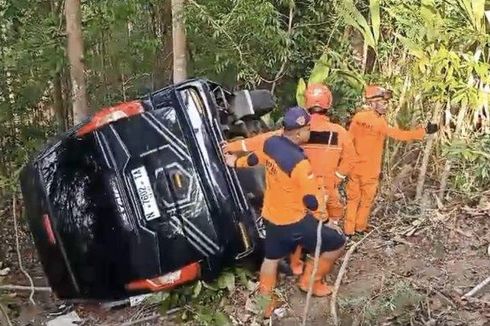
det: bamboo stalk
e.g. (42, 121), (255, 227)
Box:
(416, 101), (443, 201)
(438, 49), (482, 201)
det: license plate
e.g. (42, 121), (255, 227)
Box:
(131, 166), (161, 221)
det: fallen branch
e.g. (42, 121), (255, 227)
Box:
(0, 285), (52, 292)
(0, 302), (13, 326)
(462, 276), (490, 299)
(13, 195), (36, 305)
(330, 230), (375, 326)
(301, 218), (323, 326)
(301, 188), (328, 326)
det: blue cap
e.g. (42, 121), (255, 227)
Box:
(282, 106), (311, 130)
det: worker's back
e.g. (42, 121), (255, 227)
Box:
(302, 113), (355, 180)
(349, 110), (387, 177)
(243, 135), (318, 225)
(227, 114), (356, 180)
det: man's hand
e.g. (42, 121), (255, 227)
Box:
(220, 140), (231, 154)
(316, 211), (328, 222)
(326, 219), (343, 234)
(426, 122), (438, 134)
(224, 153), (238, 167)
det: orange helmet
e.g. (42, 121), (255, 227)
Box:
(304, 83), (333, 111)
(364, 85), (392, 100)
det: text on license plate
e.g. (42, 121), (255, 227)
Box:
(131, 166), (161, 221)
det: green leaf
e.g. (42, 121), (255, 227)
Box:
(308, 53), (330, 85)
(202, 281), (219, 292)
(471, 0), (485, 29)
(296, 78), (306, 107)
(192, 281), (203, 298)
(170, 292), (180, 307)
(234, 267), (252, 287)
(146, 292), (170, 304)
(334, 69), (365, 91)
(213, 311), (232, 326)
(420, 1), (435, 25)
(339, 0), (376, 48)
(458, 0), (485, 31)
(217, 272), (235, 291)
(395, 34), (425, 59)
(255, 293), (272, 312)
(369, 0), (380, 44)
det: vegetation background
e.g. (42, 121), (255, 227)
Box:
(0, 0), (489, 325)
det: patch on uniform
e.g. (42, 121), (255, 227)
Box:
(264, 136), (305, 176)
(302, 194), (318, 211)
(308, 131), (338, 145)
(296, 116), (306, 127)
(246, 153), (259, 166)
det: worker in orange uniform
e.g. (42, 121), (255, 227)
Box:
(345, 85), (439, 236)
(223, 106), (346, 317)
(223, 84), (356, 276)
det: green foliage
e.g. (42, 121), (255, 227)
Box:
(194, 308), (232, 326)
(295, 49), (364, 123)
(184, 0), (342, 95)
(444, 134), (490, 194)
(143, 267), (253, 324)
(185, 0), (290, 87)
(456, 0), (486, 33)
(83, 0), (168, 108)
(337, 0), (381, 50)
(296, 78), (307, 107)
(1, 0), (489, 201)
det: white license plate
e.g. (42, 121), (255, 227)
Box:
(131, 166), (161, 221)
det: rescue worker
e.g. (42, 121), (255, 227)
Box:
(345, 85), (439, 236)
(223, 84), (356, 276)
(223, 106), (346, 317)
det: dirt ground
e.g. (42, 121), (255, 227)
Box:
(1, 195), (489, 326)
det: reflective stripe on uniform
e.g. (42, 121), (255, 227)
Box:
(335, 171), (346, 179)
(241, 140), (247, 151)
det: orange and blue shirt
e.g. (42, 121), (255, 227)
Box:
(235, 135), (319, 225)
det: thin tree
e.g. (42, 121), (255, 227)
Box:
(65, 0), (89, 125)
(171, 0), (187, 83)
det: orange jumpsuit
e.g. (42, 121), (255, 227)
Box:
(344, 109), (426, 234)
(226, 113), (357, 220)
(302, 114), (357, 219)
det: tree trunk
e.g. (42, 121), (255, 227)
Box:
(65, 0), (89, 125)
(416, 102), (443, 201)
(171, 0), (187, 83)
(438, 101), (468, 201)
(0, 14), (11, 180)
(361, 41), (368, 74)
(153, 0), (173, 88)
